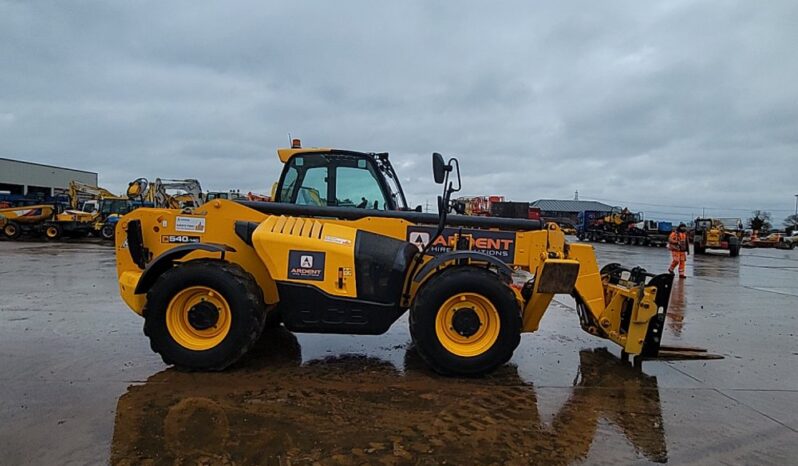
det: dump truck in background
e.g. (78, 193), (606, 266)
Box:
(0, 204), (56, 239)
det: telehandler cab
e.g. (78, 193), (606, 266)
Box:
(115, 144), (715, 376)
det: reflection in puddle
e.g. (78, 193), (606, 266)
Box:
(691, 254), (741, 279)
(667, 278), (686, 337)
(112, 328), (668, 465)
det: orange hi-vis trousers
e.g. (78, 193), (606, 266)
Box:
(669, 251), (686, 275)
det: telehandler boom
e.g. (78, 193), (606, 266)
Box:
(114, 144), (714, 375)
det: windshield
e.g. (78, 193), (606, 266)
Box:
(717, 218), (743, 231)
(336, 164), (387, 209)
(101, 199), (132, 215)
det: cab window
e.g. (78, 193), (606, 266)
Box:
(296, 166), (327, 206)
(335, 163), (387, 210)
(279, 155), (329, 206)
(279, 165), (299, 202)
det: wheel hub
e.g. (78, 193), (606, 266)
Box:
(187, 301), (220, 330)
(451, 307), (481, 338)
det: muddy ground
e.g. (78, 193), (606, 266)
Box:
(0, 239), (796, 465)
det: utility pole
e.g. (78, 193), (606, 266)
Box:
(794, 194), (797, 215)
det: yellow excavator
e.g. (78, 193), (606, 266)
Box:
(126, 177), (203, 209)
(113, 143), (717, 376)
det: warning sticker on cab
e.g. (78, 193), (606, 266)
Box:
(406, 226), (516, 263)
(175, 216), (206, 233)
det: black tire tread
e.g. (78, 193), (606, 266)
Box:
(143, 259), (267, 371)
(410, 267), (521, 376)
(3, 221), (22, 240)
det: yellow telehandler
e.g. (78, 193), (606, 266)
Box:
(114, 144), (715, 375)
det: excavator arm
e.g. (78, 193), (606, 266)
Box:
(68, 180), (119, 210)
(150, 178), (203, 208)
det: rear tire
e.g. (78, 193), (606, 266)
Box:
(410, 267), (521, 376)
(143, 260), (267, 371)
(3, 221), (22, 240)
(694, 243), (706, 255)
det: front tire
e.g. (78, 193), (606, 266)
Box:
(101, 223), (115, 240)
(3, 221), (22, 240)
(410, 267), (521, 376)
(143, 260), (267, 371)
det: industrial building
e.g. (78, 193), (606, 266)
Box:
(531, 199), (614, 225)
(0, 158), (98, 196)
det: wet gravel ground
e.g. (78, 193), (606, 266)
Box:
(1, 239), (797, 465)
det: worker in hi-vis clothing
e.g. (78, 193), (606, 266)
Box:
(668, 223), (689, 278)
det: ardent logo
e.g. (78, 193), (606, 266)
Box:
(409, 231), (431, 251)
(406, 226), (517, 263)
(288, 251), (325, 281)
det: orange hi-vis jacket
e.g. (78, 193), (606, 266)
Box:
(668, 231), (688, 252)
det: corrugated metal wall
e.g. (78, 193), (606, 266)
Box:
(0, 158), (97, 195)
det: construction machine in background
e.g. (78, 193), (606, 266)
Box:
(1, 181), (116, 240)
(0, 204), (56, 239)
(741, 232), (794, 250)
(693, 217), (743, 256)
(577, 207), (671, 247)
(150, 178), (203, 209)
(113, 141), (717, 376)
(456, 195), (541, 220)
(205, 190), (245, 202)
(67, 180), (138, 240)
(246, 192), (271, 202)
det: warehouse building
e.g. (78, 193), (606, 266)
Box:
(0, 158), (98, 196)
(531, 199), (614, 225)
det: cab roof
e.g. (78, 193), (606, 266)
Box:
(276, 147), (387, 163)
(277, 147), (333, 163)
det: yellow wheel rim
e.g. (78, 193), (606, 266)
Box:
(166, 286), (232, 351)
(46, 226), (58, 238)
(435, 292), (500, 357)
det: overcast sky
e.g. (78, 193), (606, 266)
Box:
(1, 1), (796, 222)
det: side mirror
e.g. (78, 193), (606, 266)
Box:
(432, 152), (446, 184)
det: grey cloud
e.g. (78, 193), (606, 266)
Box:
(1, 0), (796, 221)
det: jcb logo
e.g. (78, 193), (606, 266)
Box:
(161, 235), (200, 244)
